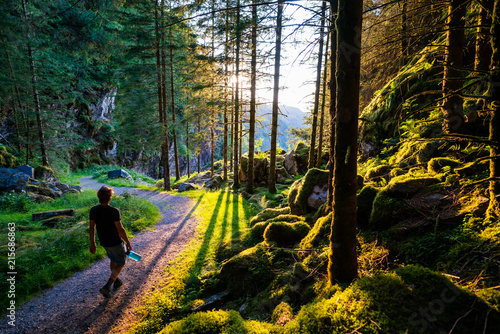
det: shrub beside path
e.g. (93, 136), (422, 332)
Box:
(0, 177), (199, 334)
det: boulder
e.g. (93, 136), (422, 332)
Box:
(17, 165), (34, 178)
(178, 183), (196, 192)
(239, 155), (269, 185)
(250, 207), (291, 226)
(276, 167), (290, 183)
(204, 175), (224, 189)
(288, 168), (329, 215)
(0, 168), (32, 192)
(35, 165), (58, 182)
(27, 180), (63, 198)
(107, 169), (132, 179)
(386, 176), (439, 197)
(284, 150), (298, 176)
(54, 182), (82, 194)
(263, 221), (311, 247)
(300, 212), (332, 250)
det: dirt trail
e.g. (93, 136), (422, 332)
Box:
(1, 177), (199, 334)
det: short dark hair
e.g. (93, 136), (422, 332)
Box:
(97, 186), (114, 204)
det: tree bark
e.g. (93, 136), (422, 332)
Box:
(487, 0), (500, 218)
(327, 2), (337, 209)
(475, 0), (494, 73)
(169, 39), (180, 181)
(22, 0), (49, 167)
(269, 0), (284, 194)
(328, 0), (360, 285)
(161, 0), (171, 191)
(233, 0), (241, 189)
(186, 120), (190, 178)
(316, 29), (330, 169)
(308, 0), (327, 169)
(223, 0), (230, 181)
(247, 0), (258, 194)
(442, 0), (467, 134)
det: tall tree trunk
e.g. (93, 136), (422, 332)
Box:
(198, 114), (201, 174)
(442, 0), (467, 134)
(154, 0), (164, 181)
(186, 120), (190, 178)
(487, 0), (500, 218)
(401, 0), (409, 67)
(210, 0), (216, 178)
(269, 0), (284, 194)
(327, 3), (337, 209)
(316, 28), (330, 169)
(223, 8), (229, 181)
(247, 0), (258, 194)
(328, 0), (360, 285)
(475, 0), (494, 72)
(161, 0), (171, 191)
(169, 38), (180, 180)
(308, 0), (327, 169)
(233, 0), (241, 188)
(22, 0), (49, 167)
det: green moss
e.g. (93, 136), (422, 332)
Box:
(250, 207), (291, 226)
(218, 244), (274, 297)
(427, 157), (462, 174)
(365, 164), (390, 182)
(369, 189), (404, 230)
(357, 186), (379, 228)
(284, 265), (500, 334)
(300, 212), (332, 250)
(34, 165), (56, 180)
(0, 146), (16, 168)
(251, 221), (270, 240)
(159, 310), (281, 334)
(271, 302), (294, 326)
(386, 175), (439, 197)
(264, 221), (311, 247)
(267, 214), (305, 224)
(395, 140), (438, 167)
(390, 168), (406, 177)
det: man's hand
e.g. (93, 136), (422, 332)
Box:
(90, 242), (96, 254)
(125, 242), (132, 253)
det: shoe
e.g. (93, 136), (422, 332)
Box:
(99, 287), (111, 298)
(113, 278), (123, 290)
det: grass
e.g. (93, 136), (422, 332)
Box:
(66, 164), (157, 187)
(130, 187), (256, 334)
(0, 189), (161, 312)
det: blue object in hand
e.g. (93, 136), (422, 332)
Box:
(126, 250), (142, 261)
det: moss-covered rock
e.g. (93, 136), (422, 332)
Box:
(300, 212), (332, 250)
(271, 302), (294, 326)
(386, 176), (439, 197)
(159, 309), (281, 334)
(284, 265), (500, 334)
(357, 186), (379, 228)
(369, 189), (404, 230)
(250, 207), (291, 226)
(427, 157), (462, 174)
(365, 164), (391, 182)
(267, 214), (305, 224)
(395, 140), (438, 167)
(264, 221), (311, 247)
(251, 221), (270, 241)
(34, 165), (58, 182)
(240, 154), (269, 184)
(288, 168), (329, 215)
(0, 146), (16, 168)
(218, 245), (274, 297)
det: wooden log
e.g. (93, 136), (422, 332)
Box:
(32, 209), (74, 221)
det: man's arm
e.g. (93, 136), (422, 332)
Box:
(89, 219), (96, 254)
(114, 220), (132, 252)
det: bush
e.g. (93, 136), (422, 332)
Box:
(0, 192), (33, 212)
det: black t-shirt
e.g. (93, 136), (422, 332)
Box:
(89, 205), (122, 247)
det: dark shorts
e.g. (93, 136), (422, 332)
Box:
(103, 243), (126, 266)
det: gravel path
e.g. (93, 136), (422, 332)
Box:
(1, 177), (199, 334)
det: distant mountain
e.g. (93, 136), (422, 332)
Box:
(252, 105), (309, 152)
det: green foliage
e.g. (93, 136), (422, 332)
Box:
(0, 192), (34, 213)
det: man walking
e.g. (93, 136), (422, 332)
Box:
(89, 186), (132, 298)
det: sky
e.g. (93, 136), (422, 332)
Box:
(256, 1), (320, 113)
